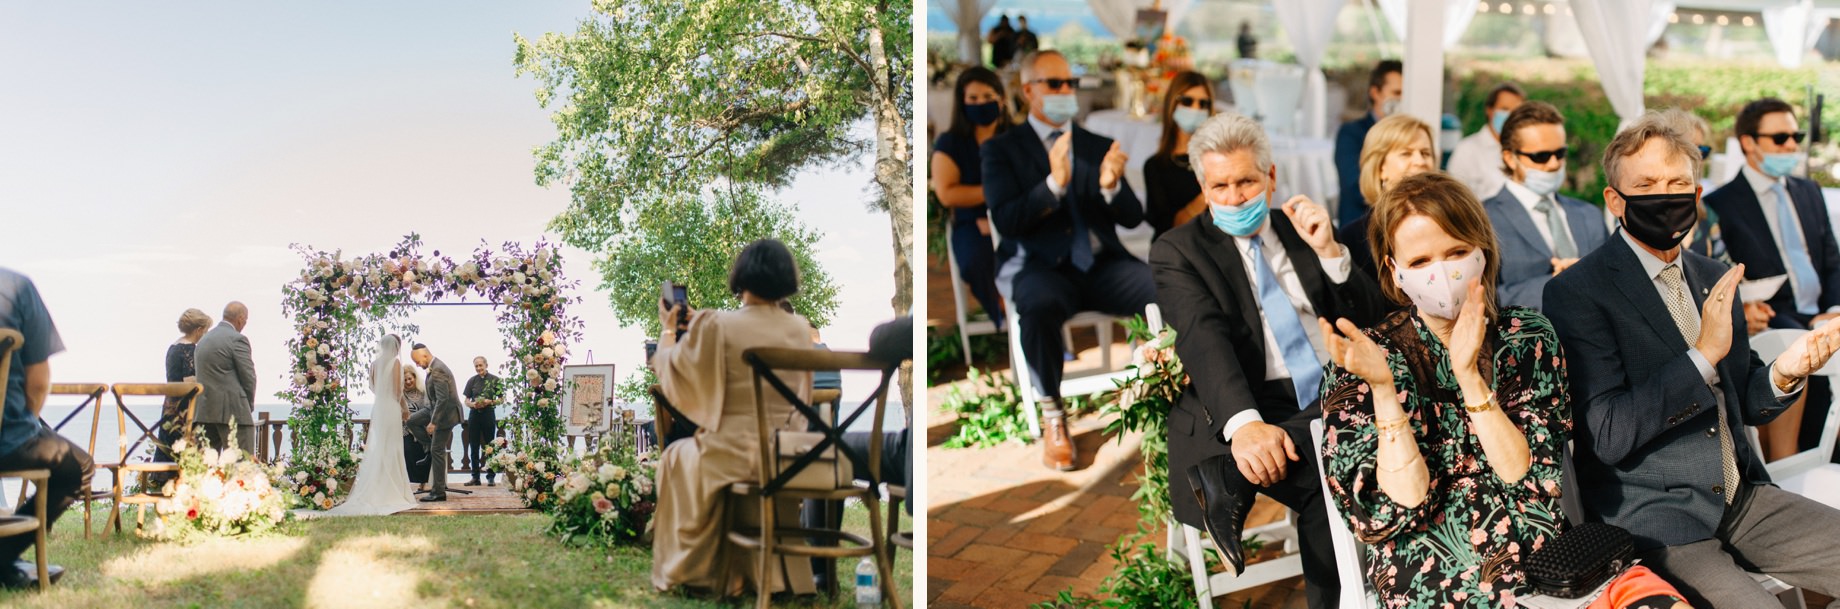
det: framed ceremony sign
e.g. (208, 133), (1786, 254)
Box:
(561, 364), (616, 436)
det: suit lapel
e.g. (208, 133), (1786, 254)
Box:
(1561, 197), (1601, 252)
(1606, 236), (1693, 352)
(1492, 193), (1554, 258)
(1272, 214), (1332, 315)
(1198, 215), (1267, 367)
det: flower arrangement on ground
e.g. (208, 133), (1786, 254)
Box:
(485, 437), (565, 511)
(276, 443), (359, 510)
(139, 435), (292, 541)
(546, 432), (659, 547)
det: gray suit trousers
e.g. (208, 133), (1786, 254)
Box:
(1640, 485), (1840, 607)
(199, 422), (256, 456)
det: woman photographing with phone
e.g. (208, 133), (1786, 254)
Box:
(1318, 173), (1685, 606)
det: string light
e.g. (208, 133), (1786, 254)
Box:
(1499, 3), (1512, 14)
(1742, 15), (1755, 26)
(1478, 1), (1489, 13)
(1522, 3), (1535, 15)
(1543, 3), (1556, 15)
(1692, 13), (1705, 24)
(1716, 15), (1729, 26)
(1669, 12), (1679, 24)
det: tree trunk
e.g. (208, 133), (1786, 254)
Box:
(864, 0), (915, 411)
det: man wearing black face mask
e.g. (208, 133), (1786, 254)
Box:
(1544, 119), (1840, 606)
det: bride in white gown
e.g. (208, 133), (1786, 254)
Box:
(321, 334), (419, 516)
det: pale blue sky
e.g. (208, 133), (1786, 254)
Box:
(0, 2), (901, 408)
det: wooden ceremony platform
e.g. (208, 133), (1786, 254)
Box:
(399, 482), (535, 516)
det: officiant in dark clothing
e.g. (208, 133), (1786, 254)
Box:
(401, 368), (431, 489)
(462, 356), (502, 486)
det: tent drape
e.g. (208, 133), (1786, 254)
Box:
(1274, 0), (1348, 138)
(1571, 0), (1654, 126)
(1762, 0), (1838, 68)
(1377, 0), (1480, 48)
(934, 0), (1001, 64)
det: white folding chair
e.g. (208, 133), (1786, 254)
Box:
(945, 230), (1002, 369)
(1748, 328), (1840, 509)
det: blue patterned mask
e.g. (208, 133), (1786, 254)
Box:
(1210, 190), (1269, 237)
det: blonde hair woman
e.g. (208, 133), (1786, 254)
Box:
(155, 309), (213, 469)
(1335, 114), (1439, 276)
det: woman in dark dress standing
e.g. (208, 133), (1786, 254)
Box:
(160, 309), (210, 456)
(1142, 71), (1215, 239)
(932, 66), (1014, 330)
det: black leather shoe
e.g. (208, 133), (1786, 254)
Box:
(0, 564), (27, 590)
(463, 479), (481, 487)
(14, 561), (62, 587)
(419, 494), (447, 502)
(1187, 454), (1256, 575)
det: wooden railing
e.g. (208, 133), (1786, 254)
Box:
(251, 412), (655, 471)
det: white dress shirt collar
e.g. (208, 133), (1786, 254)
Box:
(1027, 113), (1068, 145)
(1620, 228), (1677, 282)
(1740, 160), (1783, 200)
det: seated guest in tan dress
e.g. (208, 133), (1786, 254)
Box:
(651, 239), (815, 596)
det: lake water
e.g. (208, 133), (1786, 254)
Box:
(2, 395), (909, 507)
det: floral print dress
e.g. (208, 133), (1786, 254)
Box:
(1321, 306), (1572, 608)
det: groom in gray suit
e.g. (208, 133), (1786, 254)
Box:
(194, 302), (257, 453)
(408, 344), (462, 501)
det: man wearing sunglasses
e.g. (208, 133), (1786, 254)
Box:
(982, 49), (1148, 471)
(1483, 101), (1607, 311)
(1705, 97), (1836, 332)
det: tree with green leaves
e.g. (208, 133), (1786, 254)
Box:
(599, 188), (838, 337)
(513, 0), (913, 317)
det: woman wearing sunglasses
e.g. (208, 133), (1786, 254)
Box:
(932, 67), (1016, 330)
(1320, 173), (1687, 608)
(1335, 114), (1438, 277)
(1143, 71), (1216, 239)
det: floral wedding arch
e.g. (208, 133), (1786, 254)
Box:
(277, 234), (584, 509)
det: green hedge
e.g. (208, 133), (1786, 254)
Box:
(1452, 59), (1840, 202)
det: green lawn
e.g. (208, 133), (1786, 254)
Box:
(0, 503), (912, 608)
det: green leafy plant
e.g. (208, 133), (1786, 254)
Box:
(1030, 527), (1200, 609)
(1103, 315), (1183, 528)
(938, 367), (1034, 448)
(545, 431), (658, 547)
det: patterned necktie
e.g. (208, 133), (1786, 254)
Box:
(1049, 129), (1095, 272)
(1660, 264), (1741, 504)
(1534, 196), (1577, 259)
(1248, 236), (1320, 410)
(1773, 182), (1820, 316)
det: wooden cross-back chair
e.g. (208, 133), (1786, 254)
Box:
(0, 329), (50, 590)
(29, 383), (108, 538)
(110, 383), (200, 533)
(719, 347), (903, 609)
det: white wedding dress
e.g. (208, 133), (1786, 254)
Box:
(320, 335), (420, 516)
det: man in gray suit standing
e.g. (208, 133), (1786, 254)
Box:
(194, 302), (257, 453)
(1546, 117), (1840, 605)
(408, 343), (462, 502)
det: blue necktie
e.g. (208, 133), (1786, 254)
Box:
(1248, 236), (1320, 409)
(1774, 182), (1821, 315)
(1050, 129), (1095, 272)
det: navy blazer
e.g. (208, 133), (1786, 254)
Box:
(1333, 113), (1377, 226)
(981, 122), (1144, 271)
(1705, 171), (1840, 328)
(1544, 233), (1789, 550)
(1484, 188), (1609, 310)
(1149, 212), (1387, 527)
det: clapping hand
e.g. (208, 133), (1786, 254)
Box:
(1773, 317), (1840, 384)
(1098, 141), (1127, 191)
(1695, 265), (1746, 365)
(1049, 131), (1073, 189)
(1446, 279), (1489, 379)
(1322, 318), (1394, 391)
(1281, 196), (1338, 259)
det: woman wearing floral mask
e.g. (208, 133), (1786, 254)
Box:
(1318, 173), (1687, 607)
(1143, 70), (1215, 239)
(932, 66), (1015, 330)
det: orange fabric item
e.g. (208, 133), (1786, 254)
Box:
(1588, 566), (1685, 609)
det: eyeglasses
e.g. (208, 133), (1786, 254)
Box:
(1175, 96), (1212, 110)
(1698, 145), (1712, 160)
(1031, 78), (1079, 91)
(1514, 148), (1569, 164)
(1753, 131), (1807, 146)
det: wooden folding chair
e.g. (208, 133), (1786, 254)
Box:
(109, 383), (200, 533)
(886, 484), (911, 551)
(0, 329), (50, 590)
(31, 384), (108, 538)
(719, 347), (903, 609)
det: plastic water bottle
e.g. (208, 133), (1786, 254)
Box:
(854, 556), (880, 607)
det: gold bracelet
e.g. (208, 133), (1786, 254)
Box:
(1464, 392), (1497, 414)
(1376, 452), (1422, 473)
(1375, 417), (1412, 442)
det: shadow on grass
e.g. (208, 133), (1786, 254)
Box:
(0, 503), (911, 608)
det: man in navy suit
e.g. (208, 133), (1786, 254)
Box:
(982, 49), (1151, 471)
(1482, 101), (1607, 310)
(1706, 97), (1840, 330)
(1546, 117), (1840, 606)
(1332, 59), (1401, 226)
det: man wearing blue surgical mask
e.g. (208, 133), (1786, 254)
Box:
(1148, 113), (1384, 609)
(981, 49), (1146, 471)
(1448, 82), (1524, 199)
(1483, 101), (1607, 310)
(1333, 59), (1402, 226)
(1706, 97), (1840, 332)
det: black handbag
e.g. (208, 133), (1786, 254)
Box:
(1522, 522), (1636, 598)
